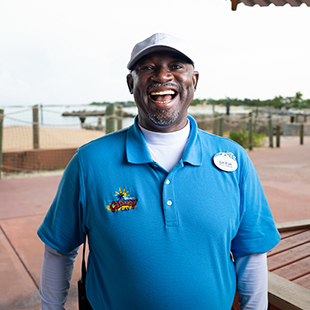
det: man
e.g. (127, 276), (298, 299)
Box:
(38, 33), (280, 309)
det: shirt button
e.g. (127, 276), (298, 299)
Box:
(166, 179), (170, 185)
(167, 200), (172, 206)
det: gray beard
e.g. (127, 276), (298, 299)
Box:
(147, 109), (180, 126)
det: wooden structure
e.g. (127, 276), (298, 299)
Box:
(231, 0), (310, 11)
(233, 220), (310, 309)
(268, 220), (310, 309)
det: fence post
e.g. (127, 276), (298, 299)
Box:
(276, 125), (281, 148)
(268, 115), (273, 148)
(226, 102), (230, 116)
(116, 107), (123, 131)
(0, 109), (4, 179)
(219, 116), (224, 136)
(253, 107), (258, 133)
(212, 114), (217, 135)
(199, 113), (207, 131)
(32, 104), (40, 149)
(300, 123), (304, 145)
(241, 115), (246, 133)
(105, 104), (116, 134)
(248, 112), (253, 151)
(40, 104), (43, 125)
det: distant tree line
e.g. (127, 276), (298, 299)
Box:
(192, 92), (310, 109)
(90, 92), (310, 109)
(90, 101), (135, 107)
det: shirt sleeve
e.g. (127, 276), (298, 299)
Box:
(231, 156), (280, 258)
(235, 253), (268, 310)
(40, 244), (78, 309)
(37, 152), (87, 253)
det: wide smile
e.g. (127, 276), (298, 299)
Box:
(148, 89), (178, 105)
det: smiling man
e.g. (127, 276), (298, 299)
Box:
(127, 49), (199, 131)
(38, 33), (280, 310)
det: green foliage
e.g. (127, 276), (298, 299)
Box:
(229, 131), (266, 149)
(190, 93), (310, 109)
(229, 131), (248, 147)
(90, 101), (135, 107)
(89, 94), (310, 109)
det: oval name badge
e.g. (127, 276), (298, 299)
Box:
(213, 151), (238, 172)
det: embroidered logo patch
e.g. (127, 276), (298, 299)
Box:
(106, 188), (138, 213)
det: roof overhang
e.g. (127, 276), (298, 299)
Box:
(231, 0), (310, 10)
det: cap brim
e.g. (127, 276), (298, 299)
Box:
(127, 45), (194, 70)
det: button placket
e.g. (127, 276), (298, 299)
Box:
(162, 176), (178, 227)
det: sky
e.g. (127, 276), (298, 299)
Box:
(0, 0), (309, 107)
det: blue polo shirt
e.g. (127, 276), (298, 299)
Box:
(38, 115), (280, 310)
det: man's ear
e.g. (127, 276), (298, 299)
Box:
(127, 74), (134, 94)
(192, 71), (199, 91)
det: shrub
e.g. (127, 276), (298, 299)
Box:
(229, 131), (266, 149)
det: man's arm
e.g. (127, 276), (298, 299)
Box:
(235, 253), (268, 310)
(39, 244), (79, 310)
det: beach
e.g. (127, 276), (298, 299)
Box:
(2, 126), (106, 151)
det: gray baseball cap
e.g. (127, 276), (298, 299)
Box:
(127, 33), (194, 70)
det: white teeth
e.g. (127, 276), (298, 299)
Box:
(150, 90), (175, 96)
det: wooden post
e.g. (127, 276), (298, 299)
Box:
(253, 107), (258, 133)
(0, 109), (4, 179)
(32, 104), (40, 149)
(105, 104), (115, 134)
(226, 102), (230, 116)
(40, 104), (43, 125)
(276, 125), (281, 148)
(249, 112), (253, 151)
(241, 116), (246, 133)
(213, 118), (217, 135)
(300, 123), (304, 145)
(212, 114), (217, 135)
(214, 115), (220, 136)
(219, 116), (224, 137)
(96, 118), (104, 131)
(268, 115), (273, 148)
(200, 113), (206, 131)
(116, 107), (123, 131)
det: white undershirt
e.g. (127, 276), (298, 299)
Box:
(139, 122), (190, 172)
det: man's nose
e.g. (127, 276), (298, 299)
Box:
(151, 67), (173, 83)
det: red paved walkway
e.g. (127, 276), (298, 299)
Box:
(0, 136), (309, 309)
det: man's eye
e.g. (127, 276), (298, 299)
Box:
(140, 65), (154, 72)
(171, 64), (183, 70)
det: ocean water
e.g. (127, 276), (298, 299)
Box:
(1, 104), (252, 128)
(1, 104), (138, 128)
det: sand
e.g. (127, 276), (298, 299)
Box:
(2, 126), (106, 151)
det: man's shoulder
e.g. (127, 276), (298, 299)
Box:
(77, 127), (130, 155)
(196, 129), (250, 172)
(198, 129), (246, 152)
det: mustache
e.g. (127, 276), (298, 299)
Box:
(147, 82), (180, 93)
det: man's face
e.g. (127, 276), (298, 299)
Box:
(127, 51), (199, 132)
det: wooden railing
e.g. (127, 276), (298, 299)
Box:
(268, 220), (310, 310)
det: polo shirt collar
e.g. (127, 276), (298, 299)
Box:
(182, 115), (202, 167)
(126, 116), (153, 164)
(126, 115), (202, 167)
